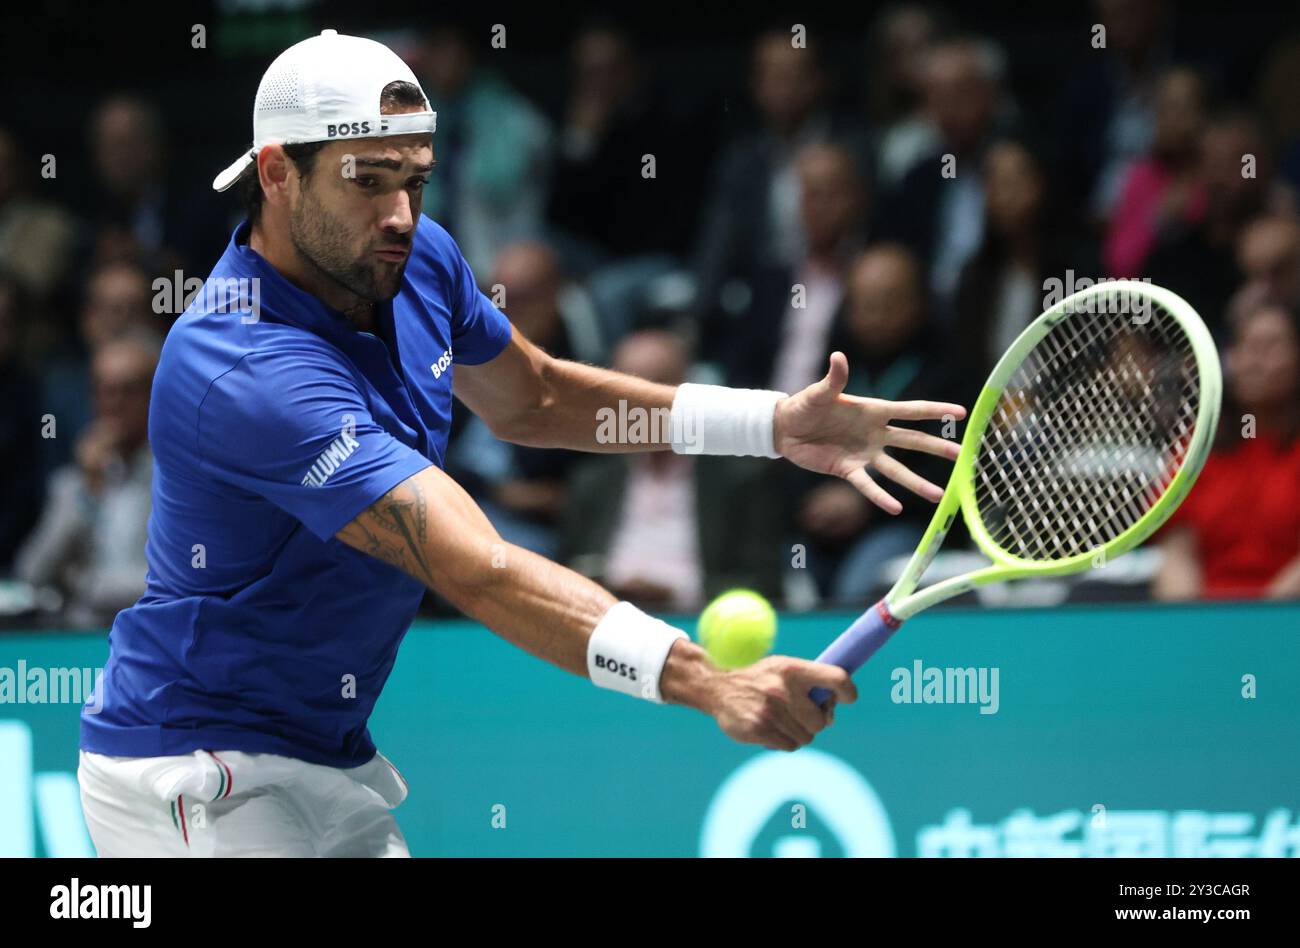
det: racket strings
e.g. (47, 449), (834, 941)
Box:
(973, 296), (1201, 561)
(986, 352), (1184, 558)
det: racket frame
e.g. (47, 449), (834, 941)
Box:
(883, 280), (1223, 621)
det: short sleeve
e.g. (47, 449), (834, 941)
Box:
(197, 348), (433, 541)
(444, 230), (512, 365)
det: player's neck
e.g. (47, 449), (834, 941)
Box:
(248, 221), (372, 326)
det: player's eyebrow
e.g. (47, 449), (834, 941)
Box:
(352, 156), (435, 174)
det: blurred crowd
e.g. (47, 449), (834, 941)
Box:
(1, 1), (1299, 626)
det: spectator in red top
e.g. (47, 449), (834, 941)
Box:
(1103, 66), (1209, 278)
(1155, 300), (1300, 599)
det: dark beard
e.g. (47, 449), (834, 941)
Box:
(288, 189), (407, 304)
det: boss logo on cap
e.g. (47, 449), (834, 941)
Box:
(326, 121), (374, 138)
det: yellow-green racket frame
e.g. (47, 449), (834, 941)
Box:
(886, 280), (1223, 620)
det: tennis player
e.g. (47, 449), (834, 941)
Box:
(76, 30), (964, 856)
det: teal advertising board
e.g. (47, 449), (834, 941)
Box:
(2, 602), (1298, 857)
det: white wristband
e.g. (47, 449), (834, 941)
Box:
(587, 601), (689, 703)
(669, 383), (787, 458)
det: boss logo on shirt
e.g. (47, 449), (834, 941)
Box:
(594, 654), (637, 681)
(326, 121), (373, 138)
(430, 346), (453, 379)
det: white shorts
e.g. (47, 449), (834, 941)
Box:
(78, 747), (411, 857)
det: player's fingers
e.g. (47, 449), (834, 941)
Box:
(787, 658), (859, 705)
(883, 425), (961, 460)
(763, 734), (799, 752)
(872, 452), (944, 502)
(786, 684), (831, 736)
(812, 351), (850, 402)
(887, 400), (967, 422)
(844, 466), (902, 515)
(768, 699), (817, 746)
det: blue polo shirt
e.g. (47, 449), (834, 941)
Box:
(80, 216), (511, 767)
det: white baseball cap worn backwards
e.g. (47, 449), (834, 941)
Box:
(212, 29), (437, 192)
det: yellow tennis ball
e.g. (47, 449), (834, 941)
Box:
(697, 589), (777, 669)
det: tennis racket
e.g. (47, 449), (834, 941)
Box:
(809, 280), (1223, 706)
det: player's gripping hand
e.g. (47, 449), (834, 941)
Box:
(706, 656), (857, 752)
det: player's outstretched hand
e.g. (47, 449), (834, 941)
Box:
(773, 351), (966, 515)
(707, 656), (858, 752)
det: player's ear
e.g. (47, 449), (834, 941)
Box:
(257, 144), (292, 211)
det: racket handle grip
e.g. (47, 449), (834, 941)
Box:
(809, 599), (903, 706)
